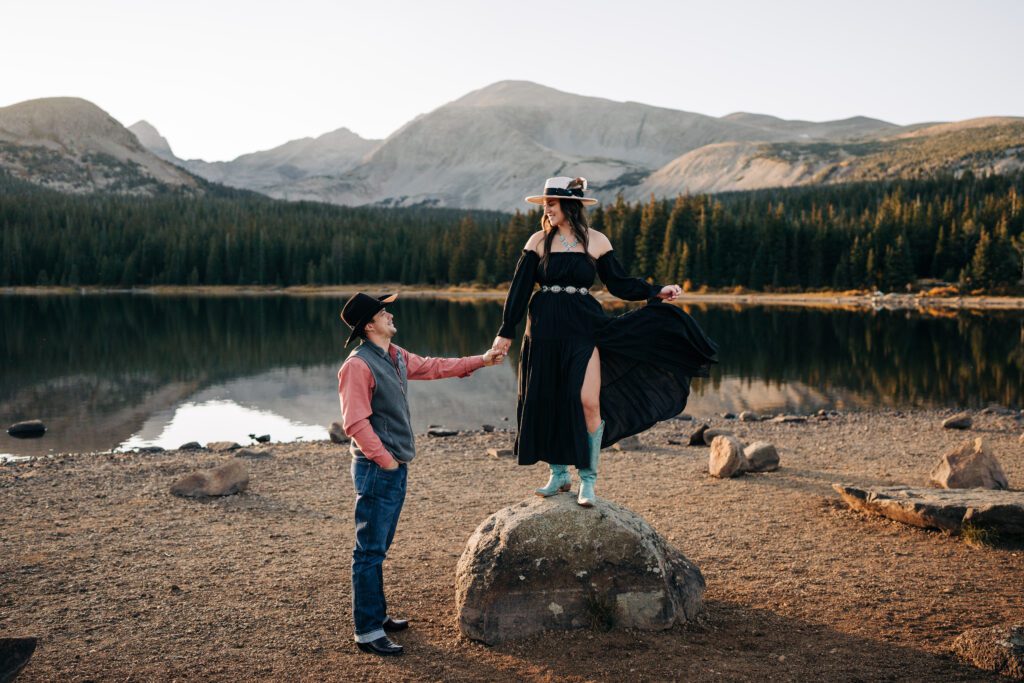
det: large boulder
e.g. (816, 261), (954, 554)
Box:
(929, 438), (1009, 490)
(455, 496), (704, 645)
(833, 484), (1024, 536)
(708, 436), (745, 478)
(743, 442), (780, 472)
(951, 624), (1024, 679)
(170, 461), (249, 498)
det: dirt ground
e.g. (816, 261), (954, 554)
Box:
(2, 409), (1023, 682)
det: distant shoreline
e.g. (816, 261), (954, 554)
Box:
(4, 285), (1024, 310)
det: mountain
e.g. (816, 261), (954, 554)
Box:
(135, 123), (381, 191)
(631, 117), (1024, 197)
(0, 98), (199, 194)
(10, 84), (1024, 209)
(127, 120), (176, 161)
(263, 80), (856, 210)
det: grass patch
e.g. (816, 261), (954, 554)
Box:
(585, 592), (617, 631)
(960, 523), (1000, 548)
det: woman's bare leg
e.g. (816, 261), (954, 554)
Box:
(581, 347), (601, 433)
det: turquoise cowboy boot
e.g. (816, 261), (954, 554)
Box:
(577, 420), (604, 507)
(535, 464), (572, 497)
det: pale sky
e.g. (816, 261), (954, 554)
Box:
(3, 0), (1022, 161)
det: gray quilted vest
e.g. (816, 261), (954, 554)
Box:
(348, 341), (417, 463)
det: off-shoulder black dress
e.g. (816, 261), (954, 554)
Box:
(497, 249), (718, 468)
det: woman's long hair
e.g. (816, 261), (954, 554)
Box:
(540, 178), (591, 272)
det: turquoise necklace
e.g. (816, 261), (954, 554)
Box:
(558, 231), (579, 251)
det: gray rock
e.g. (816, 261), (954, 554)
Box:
(250, 433), (271, 443)
(688, 424), (710, 446)
(709, 436), (746, 478)
(170, 461), (249, 498)
(482, 424), (495, 433)
(743, 442), (780, 472)
(720, 412), (736, 420)
(951, 623), (1024, 680)
(832, 484), (1024, 536)
(487, 448), (514, 458)
(612, 435), (642, 451)
(673, 413), (693, 421)
(738, 411), (760, 422)
(427, 427), (459, 437)
(455, 496), (704, 645)
(942, 412), (973, 430)
(770, 415), (807, 424)
(136, 446), (165, 454)
(702, 428), (734, 446)
(7, 420), (46, 438)
(328, 421), (350, 444)
(206, 441), (241, 452)
(234, 447), (273, 459)
(178, 441), (204, 451)
(929, 438), (1009, 490)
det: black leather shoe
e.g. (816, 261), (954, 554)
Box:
(356, 636), (404, 656)
(383, 617), (409, 632)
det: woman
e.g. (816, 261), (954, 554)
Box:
(491, 176), (718, 507)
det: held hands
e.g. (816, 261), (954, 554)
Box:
(491, 336), (512, 357)
(657, 284), (683, 301)
(482, 345), (507, 366)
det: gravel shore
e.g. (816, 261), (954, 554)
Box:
(2, 409), (1022, 681)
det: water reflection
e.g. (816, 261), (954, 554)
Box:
(1, 295), (1021, 458)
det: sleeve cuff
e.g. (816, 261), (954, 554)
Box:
(497, 324), (516, 340)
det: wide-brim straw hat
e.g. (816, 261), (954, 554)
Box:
(525, 176), (599, 206)
(340, 292), (398, 347)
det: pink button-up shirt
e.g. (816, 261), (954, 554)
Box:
(338, 344), (485, 468)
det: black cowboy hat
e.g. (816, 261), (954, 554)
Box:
(340, 292), (398, 347)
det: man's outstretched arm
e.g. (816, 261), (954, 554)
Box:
(402, 347), (503, 380)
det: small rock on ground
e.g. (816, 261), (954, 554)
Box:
(206, 441), (241, 452)
(743, 442), (780, 472)
(709, 436), (746, 478)
(612, 435), (642, 451)
(329, 422), (350, 444)
(170, 461), (249, 498)
(688, 424), (710, 446)
(942, 413), (973, 430)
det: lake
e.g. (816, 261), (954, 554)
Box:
(2, 294), (1022, 459)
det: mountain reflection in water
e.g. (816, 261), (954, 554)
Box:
(1, 295), (1021, 458)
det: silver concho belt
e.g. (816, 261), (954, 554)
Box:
(540, 285), (589, 295)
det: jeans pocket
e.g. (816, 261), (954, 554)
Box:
(351, 459), (377, 496)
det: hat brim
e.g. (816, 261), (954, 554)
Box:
(526, 194), (598, 206)
(344, 293), (398, 347)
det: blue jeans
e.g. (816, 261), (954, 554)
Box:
(351, 457), (408, 642)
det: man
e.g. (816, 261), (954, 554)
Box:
(337, 292), (504, 656)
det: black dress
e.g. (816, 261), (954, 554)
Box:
(497, 249), (718, 468)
